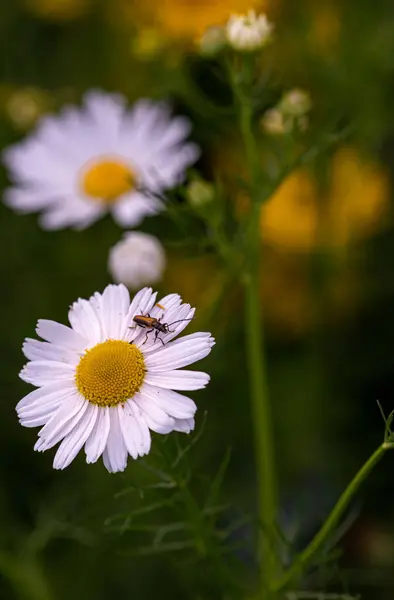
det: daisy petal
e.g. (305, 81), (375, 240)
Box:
(173, 418), (195, 434)
(17, 386), (75, 424)
(39, 199), (103, 231)
(36, 319), (88, 351)
(100, 284), (130, 340)
(19, 360), (75, 386)
(22, 338), (78, 364)
(144, 369), (210, 391)
(18, 397), (62, 427)
(140, 383), (197, 420)
(130, 402), (151, 454)
(128, 287), (155, 320)
(102, 407), (128, 473)
(144, 333), (215, 371)
(154, 293), (182, 314)
(17, 380), (76, 411)
(53, 404), (98, 470)
(68, 297), (103, 345)
(118, 402), (151, 459)
(112, 193), (162, 228)
(85, 406), (111, 464)
(84, 90), (126, 146)
(35, 393), (87, 452)
(134, 390), (175, 434)
(3, 187), (64, 213)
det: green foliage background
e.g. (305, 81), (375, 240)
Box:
(1, 1), (394, 598)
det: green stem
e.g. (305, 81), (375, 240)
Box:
(243, 206), (278, 593)
(234, 56), (278, 595)
(271, 443), (394, 593)
(0, 554), (54, 600)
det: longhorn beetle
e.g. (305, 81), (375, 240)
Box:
(131, 311), (193, 346)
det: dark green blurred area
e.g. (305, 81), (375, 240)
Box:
(1, 1), (394, 599)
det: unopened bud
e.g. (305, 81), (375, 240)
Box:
(279, 89), (312, 117)
(186, 179), (215, 208)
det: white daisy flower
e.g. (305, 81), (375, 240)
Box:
(17, 284), (215, 472)
(2, 90), (199, 230)
(226, 11), (273, 52)
(108, 231), (166, 289)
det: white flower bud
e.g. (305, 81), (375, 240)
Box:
(279, 89), (312, 117)
(226, 11), (273, 52)
(186, 179), (215, 208)
(108, 232), (166, 289)
(261, 108), (289, 135)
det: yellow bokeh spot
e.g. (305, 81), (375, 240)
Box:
(261, 170), (318, 251)
(75, 340), (145, 407)
(261, 147), (389, 251)
(327, 147), (389, 246)
(131, 27), (166, 59)
(81, 158), (135, 203)
(308, 1), (341, 55)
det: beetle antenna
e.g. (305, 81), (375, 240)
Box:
(168, 317), (195, 326)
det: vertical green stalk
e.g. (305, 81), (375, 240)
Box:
(245, 210), (277, 597)
(0, 554), (54, 600)
(236, 64), (278, 594)
(243, 203), (278, 595)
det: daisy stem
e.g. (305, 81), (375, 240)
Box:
(243, 206), (278, 596)
(236, 60), (278, 594)
(270, 442), (394, 593)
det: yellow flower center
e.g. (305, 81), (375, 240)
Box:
(82, 158), (135, 203)
(75, 340), (145, 407)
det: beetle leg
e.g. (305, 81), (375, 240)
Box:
(143, 328), (154, 345)
(153, 330), (165, 346)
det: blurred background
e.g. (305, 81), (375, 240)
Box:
(1, 0), (394, 598)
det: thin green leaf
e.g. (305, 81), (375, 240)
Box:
(153, 521), (188, 547)
(121, 539), (196, 557)
(104, 497), (177, 528)
(204, 447), (232, 511)
(171, 412), (208, 469)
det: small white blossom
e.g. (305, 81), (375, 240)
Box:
(186, 179), (215, 208)
(261, 108), (289, 136)
(279, 89), (312, 117)
(263, 89), (312, 135)
(17, 284), (215, 472)
(108, 232), (166, 289)
(226, 10), (273, 52)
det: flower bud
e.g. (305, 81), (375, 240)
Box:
(279, 89), (312, 117)
(108, 232), (166, 289)
(186, 179), (215, 208)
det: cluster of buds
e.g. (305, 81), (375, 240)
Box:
(262, 89), (312, 135)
